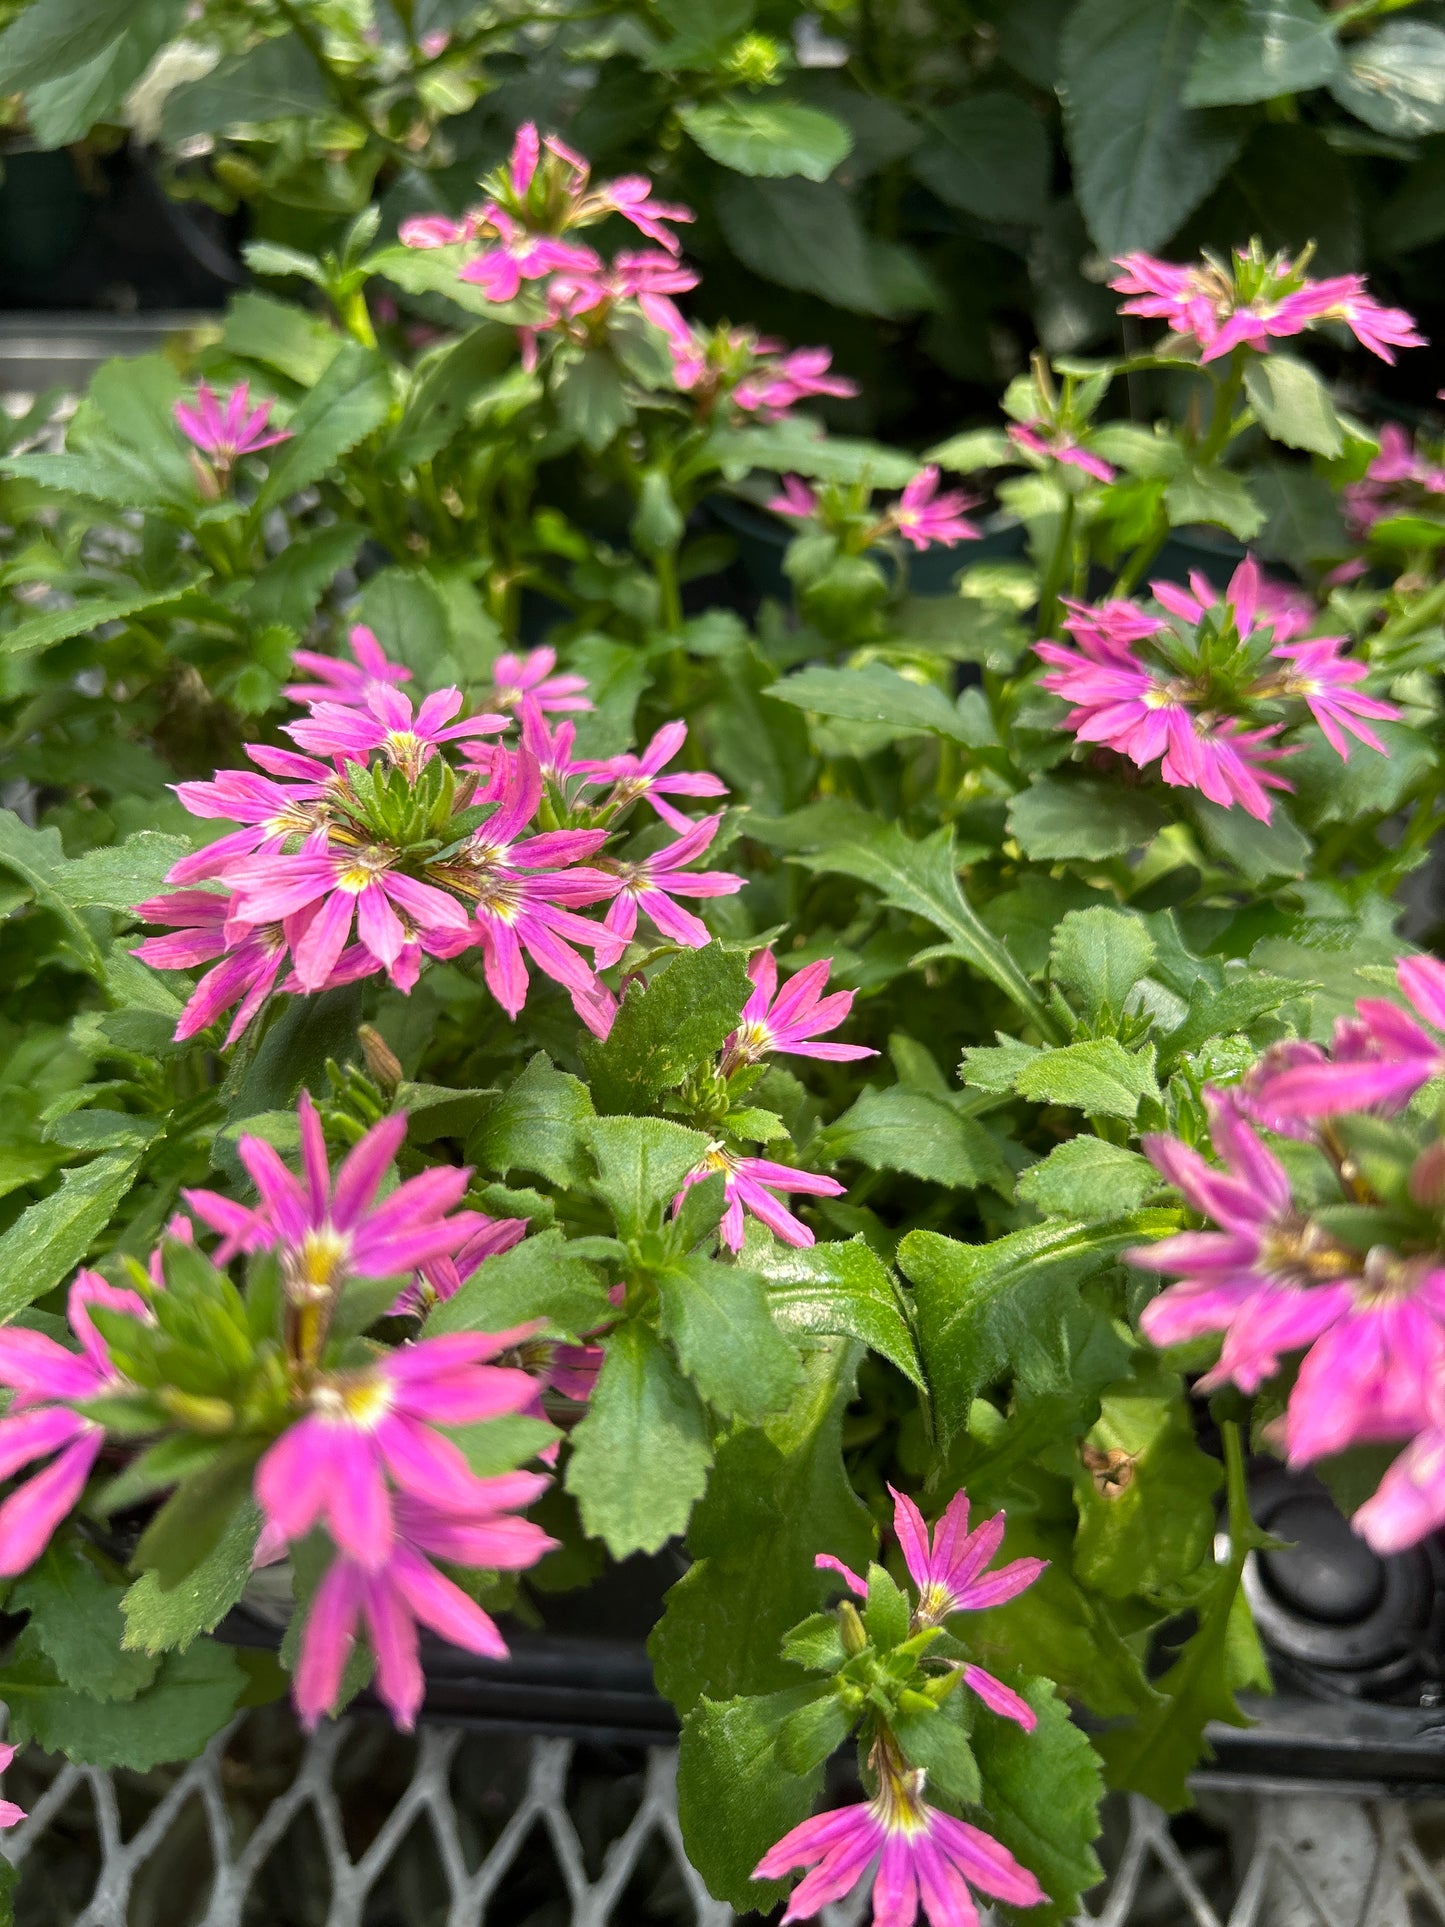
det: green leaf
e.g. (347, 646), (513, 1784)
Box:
(161, 33), (330, 139)
(900, 1219), (1157, 1448)
(554, 350), (633, 452)
(792, 820), (1050, 1032)
(223, 291), (343, 387)
(1050, 907), (1156, 1014)
(1073, 1370), (1221, 1599)
(776, 1688), (853, 1775)
(12, 1542), (159, 1702)
(813, 1084), (1009, 1189)
(1184, 0), (1339, 107)
(1007, 775), (1165, 861)
(650, 1338), (871, 1711)
(863, 1562), (910, 1650)
(583, 1116), (712, 1242)
(658, 1254), (801, 1421)
(581, 944), (752, 1115)
(252, 343), (392, 515)
(767, 663), (973, 743)
(748, 1233), (924, 1390)
(239, 521), (364, 631)
(131, 1445), (264, 1591)
(1191, 795), (1310, 881)
(565, 1320), (713, 1556)
(1017, 1138), (1158, 1221)
(470, 1052), (595, 1188)
(715, 176), (902, 317)
(1330, 20), (1445, 138)
(52, 832), (192, 914)
(1, 586), (195, 660)
(1244, 353), (1344, 457)
(706, 417), (917, 488)
(425, 1228), (609, 1339)
(974, 1679), (1105, 1922)
(1158, 972), (1298, 1066)
(0, 0), (147, 93)
(0, 808), (104, 969)
(1, 1630), (243, 1770)
(676, 1688), (824, 1913)
(120, 1500), (260, 1655)
(912, 93), (1049, 224)
(25, 0), (182, 145)
(679, 97), (852, 181)
(1165, 464), (1265, 540)
(1014, 1038), (1161, 1119)
(894, 1703), (982, 1805)
(1061, 0), (1248, 254)
(385, 325), (516, 471)
(0, 1149), (141, 1321)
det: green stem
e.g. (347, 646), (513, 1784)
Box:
(1198, 352), (1247, 465)
(1035, 493), (1075, 639)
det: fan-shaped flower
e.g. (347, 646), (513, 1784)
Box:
(721, 951), (875, 1073)
(674, 1145), (844, 1251)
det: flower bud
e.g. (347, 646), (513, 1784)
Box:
(359, 1024), (403, 1096)
(158, 1388), (235, 1434)
(839, 1599), (868, 1656)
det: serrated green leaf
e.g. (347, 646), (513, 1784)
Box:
(1, 587), (196, 659)
(974, 1678), (1105, 1922)
(1050, 907), (1156, 1015)
(1165, 464), (1265, 540)
(13, 1542), (159, 1702)
(814, 1084), (1010, 1188)
(1014, 1038), (1160, 1119)
(1017, 1138), (1158, 1222)
(776, 1688), (852, 1775)
(0, 1629), (243, 1770)
(425, 1228), (608, 1339)
(747, 1232), (924, 1390)
(52, 832), (192, 914)
(680, 96), (852, 181)
(251, 344), (392, 516)
(470, 1052), (595, 1187)
(1330, 20), (1445, 137)
(894, 1703), (982, 1805)
(582, 945), (751, 1115)
(1244, 353), (1344, 457)
(160, 33), (329, 138)
(767, 662), (972, 742)
(0, 1148), (141, 1320)
(659, 1254), (800, 1421)
(583, 1116), (711, 1241)
(1061, 0), (1248, 254)
(1008, 776), (1165, 861)
(565, 1320), (713, 1556)
(121, 1500), (260, 1655)
(677, 1688), (824, 1913)
(1184, 0), (1339, 107)
(912, 93), (1049, 224)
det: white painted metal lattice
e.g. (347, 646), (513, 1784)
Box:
(2, 1710), (1445, 1926)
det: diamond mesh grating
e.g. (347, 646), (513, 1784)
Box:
(2, 1710), (1445, 1927)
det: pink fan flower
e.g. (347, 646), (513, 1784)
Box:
(1344, 423), (1445, 537)
(817, 1484), (1046, 1730)
(1242, 955), (1445, 1123)
(1110, 249), (1425, 365)
(183, 1091), (480, 1281)
(545, 250), (698, 329)
(1268, 635), (1400, 758)
(517, 699), (584, 785)
(163, 755), (334, 886)
(458, 214), (600, 303)
(0, 1272), (150, 1577)
(132, 889), (290, 1044)
(1151, 554), (1313, 645)
(174, 382), (290, 463)
(721, 951), (875, 1073)
(1354, 1421), (1445, 1555)
(754, 1768), (1044, 1927)
(734, 345), (857, 416)
(486, 647), (591, 715)
(1008, 420), (1115, 483)
(600, 175), (694, 253)
(470, 866), (618, 1035)
(222, 842), (474, 993)
(885, 467), (980, 550)
(286, 684), (508, 779)
(399, 212), (484, 249)
(286, 624), (411, 708)
(0, 1745), (23, 1829)
(579, 721), (728, 833)
(768, 476), (820, 521)
(674, 1145), (844, 1251)
(255, 1327), (540, 1574)
(294, 1482), (554, 1730)
(394, 1214), (530, 1317)
(593, 814), (743, 964)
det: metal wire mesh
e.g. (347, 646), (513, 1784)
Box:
(2, 1706), (1445, 1927)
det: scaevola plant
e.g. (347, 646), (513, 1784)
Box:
(6, 100), (1445, 1925)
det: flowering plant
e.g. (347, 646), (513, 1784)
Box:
(3, 99), (1445, 1925)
